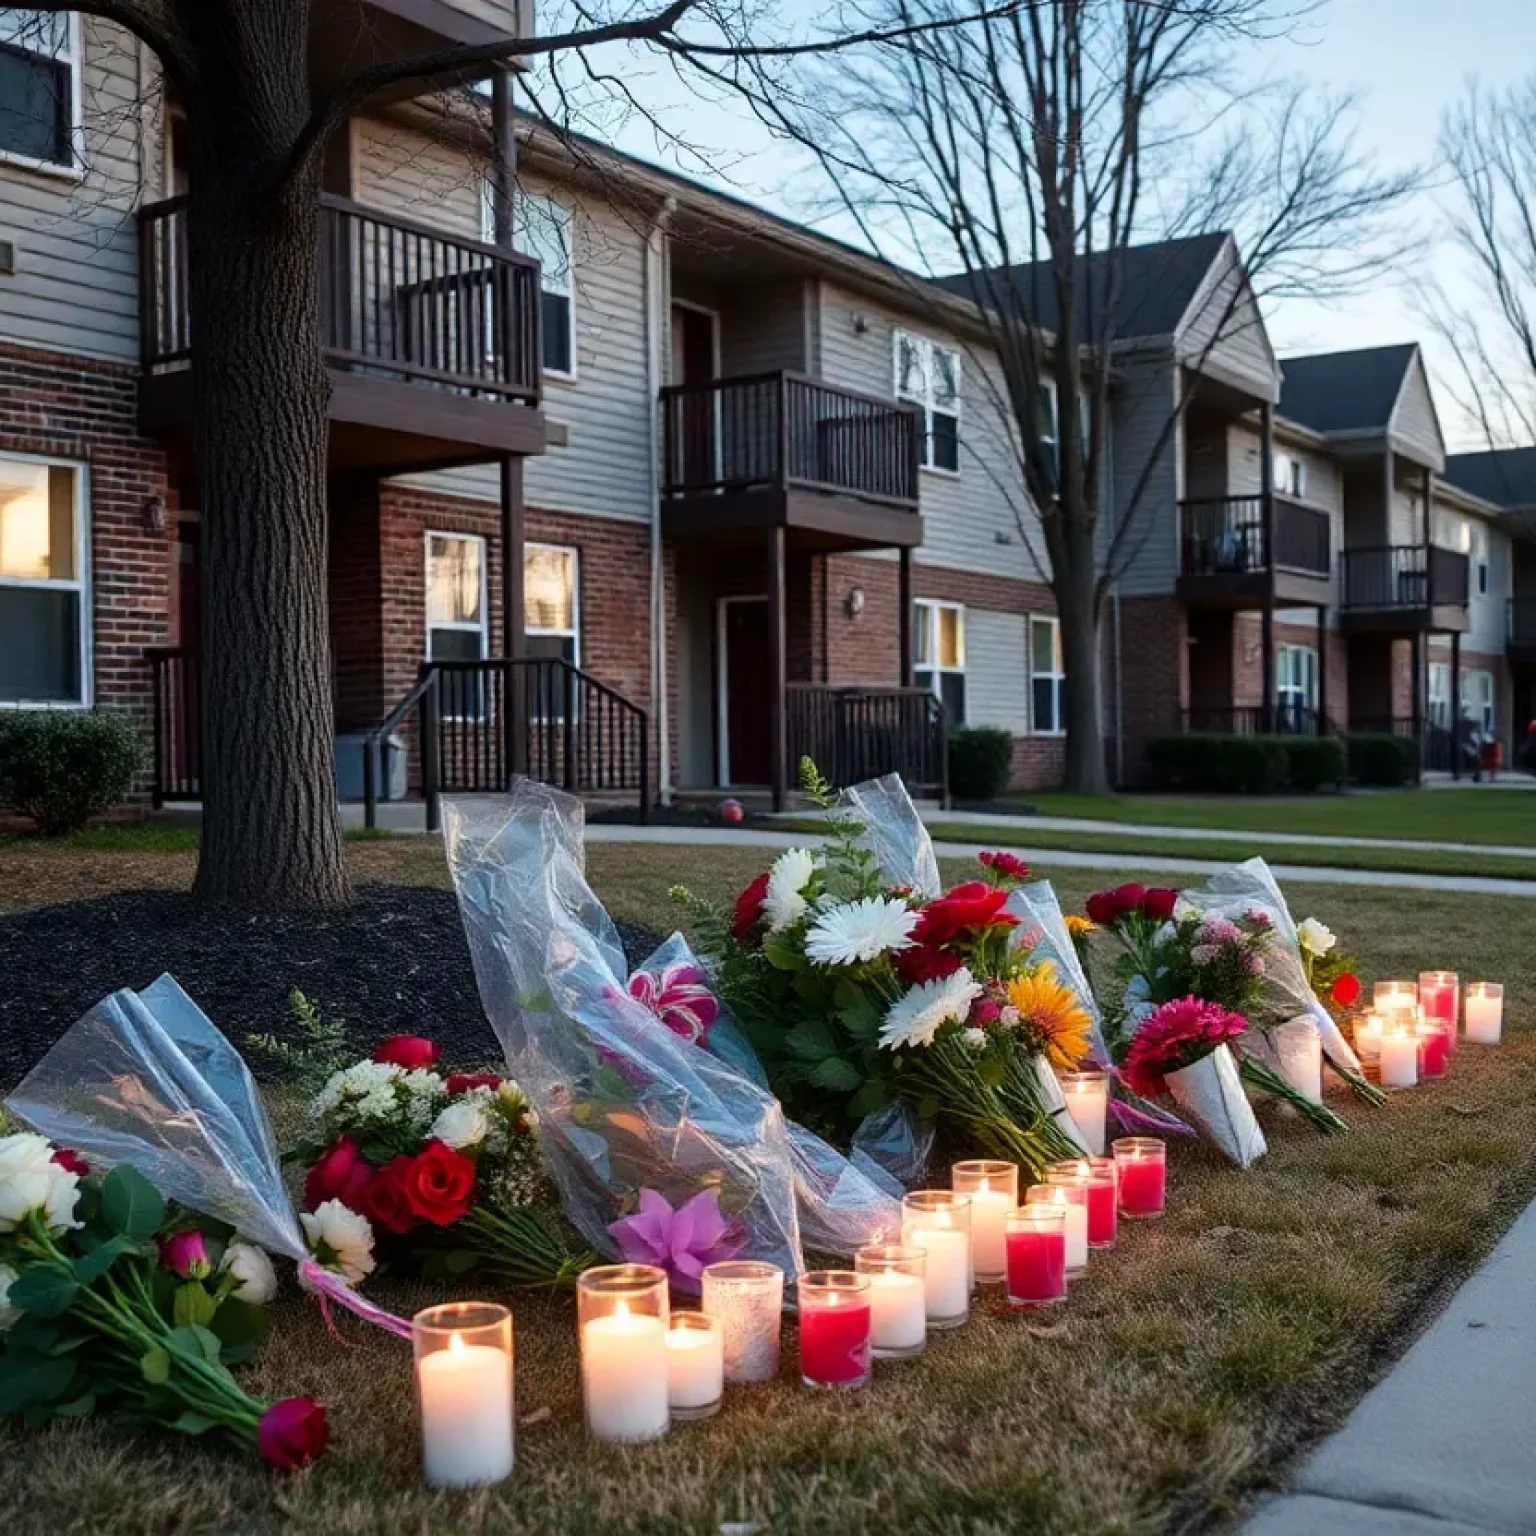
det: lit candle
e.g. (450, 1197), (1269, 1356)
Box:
(1353, 1012), (1384, 1063)
(1275, 1020), (1323, 1104)
(1059, 1069), (1109, 1156)
(797, 1272), (872, 1389)
(1050, 1157), (1117, 1247)
(701, 1261), (783, 1384)
(1465, 983), (1504, 1045)
(1419, 972), (1459, 1047)
(854, 1245), (926, 1359)
(1112, 1137), (1167, 1219)
(1005, 1204), (1067, 1309)
(951, 1160), (1017, 1284)
(1374, 980), (1418, 1013)
(1025, 1184), (1086, 1276)
(413, 1303), (515, 1489)
(665, 1313), (724, 1420)
(577, 1265), (670, 1443)
(1416, 1019), (1451, 1079)
(901, 1191), (972, 1329)
(1379, 1022), (1419, 1090)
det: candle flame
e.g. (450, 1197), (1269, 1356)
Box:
(615, 1298), (632, 1320)
(979, 1177), (991, 1194)
(448, 1330), (466, 1355)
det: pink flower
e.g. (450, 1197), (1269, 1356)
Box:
(160, 1229), (211, 1280)
(1197, 916), (1241, 947)
(1243, 953), (1265, 976)
(970, 997), (1003, 1028)
(608, 1187), (743, 1287)
(1190, 944), (1219, 968)
(1122, 996), (1248, 1098)
(257, 1397), (329, 1470)
(626, 962), (720, 1046)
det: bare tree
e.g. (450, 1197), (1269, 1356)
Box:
(720, 0), (1414, 791)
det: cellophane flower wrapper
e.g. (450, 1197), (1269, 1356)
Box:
(836, 772), (943, 901)
(1163, 1045), (1268, 1169)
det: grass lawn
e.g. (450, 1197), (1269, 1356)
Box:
(4, 837), (1536, 1534)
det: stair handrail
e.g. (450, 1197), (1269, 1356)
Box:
(362, 664), (441, 832)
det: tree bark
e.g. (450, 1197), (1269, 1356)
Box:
(1051, 519), (1110, 796)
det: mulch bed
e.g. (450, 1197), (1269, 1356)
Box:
(0, 883), (663, 1092)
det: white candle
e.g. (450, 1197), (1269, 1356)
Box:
(665, 1318), (723, 1417)
(1276, 1022), (1323, 1105)
(1465, 984), (1503, 1045)
(583, 1304), (669, 1442)
(1379, 1025), (1419, 1090)
(902, 1217), (970, 1324)
(867, 1269), (926, 1352)
(967, 1183), (1013, 1282)
(1353, 1012), (1384, 1063)
(418, 1332), (515, 1487)
(1061, 1072), (1109, 1156)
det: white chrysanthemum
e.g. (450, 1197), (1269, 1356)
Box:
(961, 1027), (987, 1051)
(312, 1060), (401, 1117)
(0, 1133), (80, 1234)
(431, 1098), (491, 1149)
(764, 847), (818, 931)
(301, 1200), (376, 1285)
(220, 1241), (278, 1305)
(1297, 917), (1336, 958)
(879, 968), (984, 1051)
(803, 897), (919, 966)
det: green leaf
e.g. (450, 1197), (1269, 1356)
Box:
(72, 1235), (139, 1286)
(809, 1056), (864, 1092)
(847, 1079), (890, 1119)
(784, 1020), (837, 1063)
(838, 989), (884, 1042)
(0, 1353), (77, 1413)
(172, 1281), (218, 1330)
(979, 1058), (1006, 1089)
(170, 1411), (217, 1436)
(140, 1347), (170, 1386)
(8, 1267), (78, 1320)
(761, 933), (803, 972)
(444, 1249), (478, 1276)
(53, 1391), (96, 1419)
(100, 1166), (165, 1242)
(208, 1296), (269, 1354)
(170, 1323), (223, 1364)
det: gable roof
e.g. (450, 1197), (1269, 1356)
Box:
(1442, 448), (1536, 511)
(1277, 344), (1418, 434)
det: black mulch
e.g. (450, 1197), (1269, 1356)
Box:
(0, 884), (665, 1093)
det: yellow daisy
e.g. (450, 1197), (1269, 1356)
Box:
(1005, 961), (1092, 1071)
(1065, 914), (1095, 939)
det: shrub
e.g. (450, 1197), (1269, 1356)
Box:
(1347, 733), (1420, 788)
(948, 725), (1015, 802)
(1283, 737), (1347, 793)
(1142, 734), (1287, 794)
(0, 711), (143, 835)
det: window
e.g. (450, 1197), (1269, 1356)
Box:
(1435, 511), (1470, 553)
(0, 11), (78, 171)
(895, 331), (961, 472)
(1037, 381), (1059, 491)
(1471, 522), (1490, 596)
(1028, 616), (1065, 734)
(1465, 669), (1495, 734)
(913, 599), (965, 721)
(1427, 661), (1451, 731)
(1273, 451), (1307, 500)
(426, 531), (487, 718)
(0, 456), (87, 706)
(1276, 644), (1318, 729)
(524, 542), (579, 665)
(485, 185), (575, 377)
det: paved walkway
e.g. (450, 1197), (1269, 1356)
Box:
(1245, 1196), (1536, 1535)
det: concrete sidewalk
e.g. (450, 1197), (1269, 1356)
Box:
(1246, 1196), (1536, 1535)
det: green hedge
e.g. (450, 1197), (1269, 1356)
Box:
(1346, 733), (1420, 788)
(0, 711), (143, 835)
(1143, 733), (1347, 795)
(1284, 736), (1348, 793)
(948, 725), (1015, 802)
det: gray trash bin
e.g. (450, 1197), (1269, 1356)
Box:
(334, 731), (407, 801)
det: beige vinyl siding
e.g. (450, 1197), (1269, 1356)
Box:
(1389, 351), (1446, 470)
(1175, 242), (1280, 404)
(1107, 350), (1180, 596)
(0, 21), (150, 362)
(964, 609), (1029, 734)
(438, 0), (530, 34)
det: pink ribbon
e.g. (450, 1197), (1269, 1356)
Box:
(1106, 1066), (1198, 1138)
(297, 1260), (413, 1342)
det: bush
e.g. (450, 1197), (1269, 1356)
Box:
(0, 711), (143, 835)
(1143, 734), (1288, 794)
(1347, 733), (1420, 788)
(948, 725), (1015, 801)
(1283, 737), (1347, 793)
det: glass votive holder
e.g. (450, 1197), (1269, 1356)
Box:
(1049, 1157), (1117, 1248)
(701, 1260), (784, 1384)
(951, 1159), (1018, 1284)
(900, 1190), (972, 1329)
(1059, 1068), (1109, 1155)
(665, 1311), (724, 1421)
(1005, 1204), (1067, 1310)
(576, 1264), (670, 1443)
(1419, 971), (1460, 1044)
(1374, 980), (1418, 1012)
(1353, 1011), (1384, 1063)
(1378, 1021), (1419, 1089)
(1025, 1183), (1087, 1277)
(413, 1302), (515, 1488)
(797, 1271), (872, 1390)
(1465, 983), (1504, 1045)
(854, 1244), (927, 1359)
(1112, 1136), (1167, 1219)
(1416, 1018), (1452, 1079)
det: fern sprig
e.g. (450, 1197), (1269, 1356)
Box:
(247, 989), (352, 1094)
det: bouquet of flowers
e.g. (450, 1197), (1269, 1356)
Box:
(0, 1132), (323, 1467)
(1297, 917), (1365, 1017)
(292, 1034), (594, 1289)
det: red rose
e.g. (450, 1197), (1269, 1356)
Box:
(51, 1148), (89, 1177)
(446, 1072), (503, 1095)
(731, 872), (771, 941)
(1331, 973), (1362, 1008)
(1141, 887), (1179, 922)
(373, 1035), (440, 1070)
(304, 1136), (377, 1212)
(1084, 883), (1147, 927)
(363, 1156), (419, 1235)
(402, 1140), (478, 1228)
(895, 942), (965, 986)
(258, 1397), (329, 1471)
(978, 850), (1030, 883)
(911, 881), (1017, 947)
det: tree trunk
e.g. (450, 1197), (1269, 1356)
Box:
(1053, 525), (1111, 796)
(184, 3), (352, 907)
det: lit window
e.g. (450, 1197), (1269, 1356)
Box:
(913, 599), (965, 721)
(524, 542), (579, 664)
(1029, 616), (1065, 734)
(0, 455), (87, 704)
(895, 331), (961, 472)
(0, 12), (78, 171)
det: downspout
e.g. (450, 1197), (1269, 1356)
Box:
(646, 194), (678, 805)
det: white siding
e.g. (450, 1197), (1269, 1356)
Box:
(439, 0), (529, 34)
(1108, 350), (1180, 596)
(1388, 351), (1446, 470)
(964, 609), (1029, 734)
(0, 21), (150, 361)
(1175, 242), (1280, 403)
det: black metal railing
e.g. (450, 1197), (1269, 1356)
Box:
(1341, 544), (1470, 610)
(1272, 495), (1332, 574)
(1181, 703), (1332, 737)
(660, 372), (922, 509)
(140, 194), (542, 402)
(1509, 597), (1536, 648)
(148, 647), (201, 804)
(786, 683), (948, 799)
(1179, 495), (1330, 578)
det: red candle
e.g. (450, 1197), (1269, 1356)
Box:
(1005, 1216), (1066, 1309)
(1085, 1173), (1118, 1247)
(1419, 972), (1459, 1048)
(1417, 1025), (1451, 1079)
(1113, 1138), (1167, 1219)
(797, 1282), (872, 1388)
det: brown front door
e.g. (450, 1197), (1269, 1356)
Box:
(670, 304), (718, 488)
(721, 597), (772, 785)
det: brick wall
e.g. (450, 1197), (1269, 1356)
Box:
(1112, 595), (1187, 781)
(1231, 613), (1349, 723)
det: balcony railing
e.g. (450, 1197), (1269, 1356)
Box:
(139, 194), (542, 403)
(1341, 545), (1470, 610)
(1179, 495), (1330, 578)
(1510, 598), (1536, 648)
(660, 372), (921, 510)
(786, 683), (948, 799)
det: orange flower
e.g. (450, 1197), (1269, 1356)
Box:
(1064, 914), (1095, 939)
(1005, 962), (1092, 1071)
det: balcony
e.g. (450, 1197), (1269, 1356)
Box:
(137, 194), (545, 473)
(1510, 598), (1536, 661)
(660, 372), (923, 551)
(1175, 494), (1332, 608)
(1340, 544), (1470, 633)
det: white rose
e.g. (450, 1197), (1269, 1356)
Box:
(220, 1240), (278, 1306)
(300, 1199), (376, 1285)
(0, 1263), (19, 1330)
(764, 847), (818, 931)
(0, 1134), (80, 1234)
(431, 1098), (490, 1150)
(1298, 918), (1336, 958)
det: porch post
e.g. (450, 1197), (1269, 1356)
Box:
(491, 69), (516, 246)
(1315, 604), (1328, 735)
(768, 525), (788, 811)
(1410, 632), (1423, 774)
(500, 455), (527, 782)
(1260, 401), (1276, 733)
(898, 545), (913, 687)
(1451, 629), (1463, 780)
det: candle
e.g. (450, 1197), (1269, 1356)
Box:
(665, 1313), (724, 1420)
(1374, 980), (1418, 1013)
(701, 1261), (783, 1384)
(901, 1191), (972, 1329)
(1112, 1137), (1167, 1219)
(1005, 1204), (1067, 1309)
(577, 1265), (670, 1443)
(951, 1160), (1018, 1284)
(1379, 1022), (1419, 1089)
(1275, 1021), (1323, 1104)
(1416, 1020), (1451, 1079)
(1353, 1012), (1384, 1063)
(1059, 1069), (1109, 1156)
(1465, 983), (1504, 1045)
(797, 1272), (872, 1389)
(1025, 1184), (1087, 1276)
(1050, 1157), (1117, 1247)
(1419, 972), (1459, 1046)
(413, 1303), (515, 1489)
(854, 1245), (926, 1359)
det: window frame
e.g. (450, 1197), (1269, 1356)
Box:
(1464, 667), (1496, 734)
(484, 183), (578, 382)
(1427, 660), (1452, 730)
(523, 539), (581, 666)
(0, 11), (84, 180)
(1470, 520), (1490, 597)
(424, 529), (490, 721)
(1028, 614), (1066, 736)
(893, 329), (962, 476)
(912, 597), (966, 724)
(1275, 642), (1318, 724)
(0, 449), (91, 709)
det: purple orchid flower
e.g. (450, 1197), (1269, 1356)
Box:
(607, 1187), (743, 1287)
